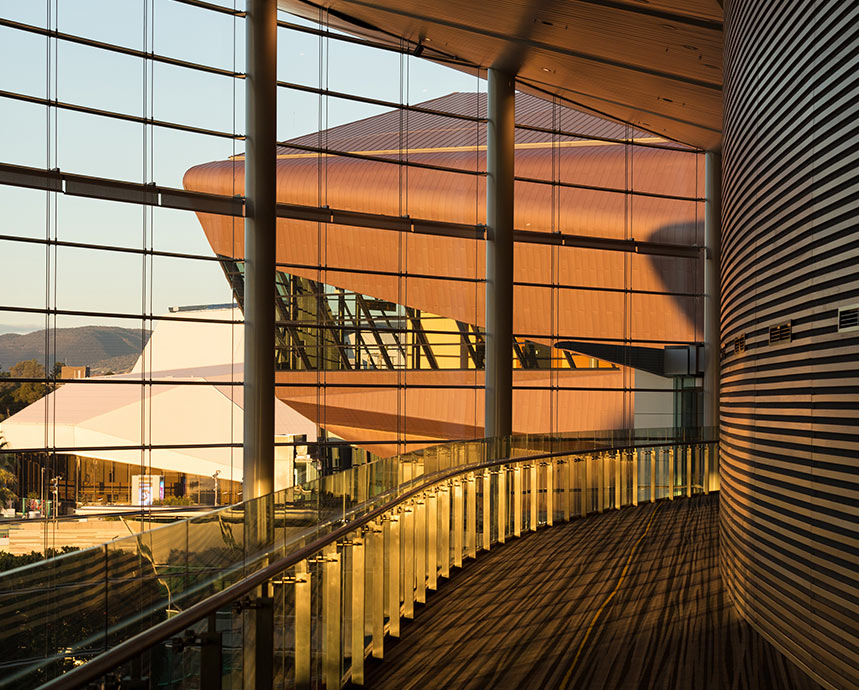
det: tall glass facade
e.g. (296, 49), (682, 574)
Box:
(0, 1), (704, 520)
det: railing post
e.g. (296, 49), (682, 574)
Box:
(562, 458), (571, 522)
(582, 456), (590, 516)
(403, 505), (415, 619)
(200, 615), (222, 690)
(351, 534), (365, 685)
(530, 462), (538, 531)
(415, 496), (427, 604)
(467, 472), (477, 559)
(546, 460), (554, 526)
(427, 490), (438, 590)
(322, 543), (341, 690)
(358, 463), (368, 503)
(387, 512), (401, 637)
(650, 449), (656, 503)
(295, 560), (311, 688)
(632, 449), (639, 507)
(482, 470), (492, 551)
(370, 520), (384, 659)
(615, 450), (622, 509)
(704, 444), (710, 495)
(668, 447), (675, 500)
(453, 479), (464, 568)
(686, 445), (693, 497)
(498, 467), (507, 543)
(439, 484), (451, 579)
(513, 465), (523, 537)
(597, 453), (605, 513)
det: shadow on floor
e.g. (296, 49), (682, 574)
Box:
(363, 494), (821, 690)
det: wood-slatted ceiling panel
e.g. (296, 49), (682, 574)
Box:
(278, 0), (723, 149)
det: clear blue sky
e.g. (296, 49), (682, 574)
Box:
(0, 1), (483, 334)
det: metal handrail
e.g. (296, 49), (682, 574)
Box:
(37, 437), (715, 690)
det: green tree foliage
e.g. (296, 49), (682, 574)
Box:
(0, 438), (15, 506)
(0, 360), (52, 506)
(0, 546), (80, 573)
(0, 359), (49, 421)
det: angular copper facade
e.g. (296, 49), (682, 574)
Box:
(185, 93), (702, 453)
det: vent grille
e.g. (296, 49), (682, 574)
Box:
(769, 321), (792, 344)
(838, 305), (859, 332)
(733, 334), (746, 354)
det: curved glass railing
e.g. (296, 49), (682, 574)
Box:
(0, 429), (717, 689)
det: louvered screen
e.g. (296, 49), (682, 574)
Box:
(720, 2), (859, 689)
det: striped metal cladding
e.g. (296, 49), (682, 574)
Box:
(720, 2), (859, 690)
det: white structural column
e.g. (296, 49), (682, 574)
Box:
(485, 68), (515, 440)
(704, 150), (722, 435)
(244, 0), (277, 500)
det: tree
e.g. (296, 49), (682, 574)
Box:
(0, 435), (15, 507)
(8, 359), (48, 408)
(0, 368), (11, 420)
(0, 360), (51, 508)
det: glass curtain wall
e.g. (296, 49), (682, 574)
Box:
(0, 2), (704, 529)
(0, 0), (246, 523)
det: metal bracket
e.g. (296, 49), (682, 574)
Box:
(232, 595), (274, 613)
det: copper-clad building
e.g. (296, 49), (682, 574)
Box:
(185, 93), (703, 455)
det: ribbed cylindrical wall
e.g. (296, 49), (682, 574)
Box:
(720, 2), (859, 689)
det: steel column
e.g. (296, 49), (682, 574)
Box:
(484, 68), (515, 439)
(243, 0), (277, 500)
(243, 6), (277, 686)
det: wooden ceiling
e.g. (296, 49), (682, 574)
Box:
(277, 0), (723, 149)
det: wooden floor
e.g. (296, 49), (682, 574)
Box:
(364, 495), (821, 690)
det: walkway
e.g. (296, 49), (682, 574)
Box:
(366, 494), (820, 690)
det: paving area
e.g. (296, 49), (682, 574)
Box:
(366, 494), (821, 690)
(0, 518), (151, 555)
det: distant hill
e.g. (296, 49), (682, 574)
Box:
(0, 326), (150, 372)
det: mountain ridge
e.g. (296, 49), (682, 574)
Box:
(0, 326), (150, 372)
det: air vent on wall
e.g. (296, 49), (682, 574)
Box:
(733, 334), (746, 354)
(838, 305), (859, 332)
(769, 321), (792, 344)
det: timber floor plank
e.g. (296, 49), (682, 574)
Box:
(364, 494), (821, 690)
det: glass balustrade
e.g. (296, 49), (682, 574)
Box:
(0, 429), (717, 690)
